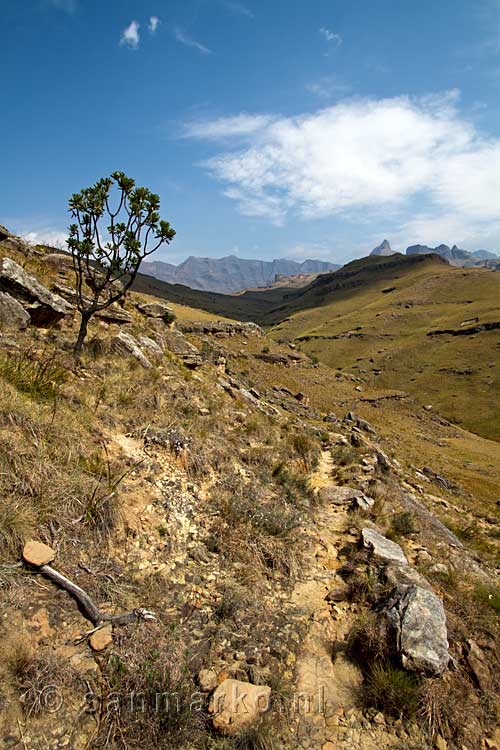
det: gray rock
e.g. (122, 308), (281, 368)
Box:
(383, 561), (431, 590)
(95, 305), (132, 325)
(136, 301), (175, 323)
(384, 584), (449, 675)
(138, 335), (163, 360)
(321, 486), (374, 511)
(0, 291), (30, 330)
(45, 253), (74, 273)
(0, 257), (73, 325)
(0, 224), (12, 242)
(0, 236), (31, 256)
(361, 528), (408, 565)
(178, 320), (263, 337)
(111, 331), (152, 369)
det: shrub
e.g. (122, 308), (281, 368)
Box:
(387, 511), (416, 540)
(346, 611), (388, 664)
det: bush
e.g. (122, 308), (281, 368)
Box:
(387, 511), (416, 540)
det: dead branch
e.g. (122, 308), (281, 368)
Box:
(39, 564), (156, 626)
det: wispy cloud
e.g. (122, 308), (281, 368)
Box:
(120, 20), (140, 49)
(184, 91), (500, 241)
(22, 227), (67, 249)
(184, 113), (275, 139)
(174, 26), (211, 55)
(48, 0), (77, 13)
(319, 27), (342, 45)
(306, 74), (350, 99)
(149, 16), (160, 34)
(221, 1), (254, 18)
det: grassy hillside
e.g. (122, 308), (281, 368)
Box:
(267, 254), (500, 442)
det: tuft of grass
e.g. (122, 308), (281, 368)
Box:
(345, 611), (388, 664)
(387, 511), (416, 541)
(363, 661), (421, 719)
(0, 348), (67, 401)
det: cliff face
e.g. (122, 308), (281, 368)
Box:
(141, 254), (339, 293)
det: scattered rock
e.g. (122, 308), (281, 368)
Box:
(384, 584), (450, 675)
(0, 257), (73, 325)
(435, 735), (447, 750)
(111, 331), (152, 369)
(209, 679), (271, 735)
(361, 528), (408, 565)
(0, 291), (30, 329)
(0, 235), (30, 256)
(0, 223), (12, 242)
(89, 624), (113, 652)
(373, 712), (386, 725)
(325, 584), (349, 603)
(23, 540), (55, 566)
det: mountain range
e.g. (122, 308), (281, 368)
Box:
(141, 255), (339, 294)
(370, 240), (500, 267)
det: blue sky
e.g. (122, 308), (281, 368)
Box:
(2, 0), (500, 265)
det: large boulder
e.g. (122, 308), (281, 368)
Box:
(384, 584), (450, 675)
(361, 528), (408, 565)
(111, 331), (152, 369)
(0, 258), (73, 326)
(0, 291), (30, 330)
(209, 679), (271, 735)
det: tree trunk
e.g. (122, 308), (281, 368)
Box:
(74, 311), (91, 356)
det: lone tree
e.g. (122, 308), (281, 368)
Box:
(67, 171), (175, 354)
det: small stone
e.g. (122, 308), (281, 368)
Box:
(373, 712), (386, 725)
(322, 743), (335, 750)
(435, 735), (447, 750)
(89, 624), (113, 652)
(22, 540), (55, 566)
(199, 668), (218, 692)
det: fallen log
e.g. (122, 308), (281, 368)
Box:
(39, 564), (156, 626)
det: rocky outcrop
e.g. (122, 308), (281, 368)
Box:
(361, 528), (408, 565)
(384, 584), (450, 675)
(111, 331), (152, 369)
(321, 486), (374, 511)
(178, 320), (263, 337)
(137, 335), (163, 361)
(209, 679), (271, 734)
(0, 257), (73, 325)
(0, 291), (30, 330)
(163, 329), (203, 368)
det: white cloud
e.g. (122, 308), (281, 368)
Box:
(184, 92), (500, 240)
(221, 1), (254, 18)
(184, 113), (276, 139)
(149, 16), (160, 34)
(174, 27), (211, 55)
(120, 20), (140, 49)
(319, 27), (342, 45)
(22, 228), (67, 249)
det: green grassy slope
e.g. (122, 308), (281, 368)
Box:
(267, 254), (500, 441)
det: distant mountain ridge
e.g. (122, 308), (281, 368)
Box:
(141, 254), (339, 294)
(369, 239), (499, 267)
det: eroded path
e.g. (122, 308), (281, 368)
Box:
(289, 451), (429, 750)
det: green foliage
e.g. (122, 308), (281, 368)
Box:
(67, 171), (175, 352)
